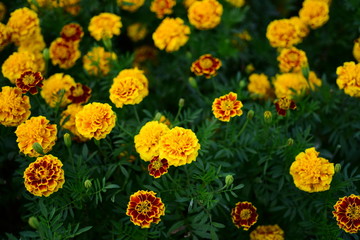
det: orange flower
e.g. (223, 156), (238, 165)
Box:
(250, 224), (284, 240)
(49, 37), (81, 69)
(333, 194), (360, 233)
(188, 0), (223, 30)
(88, 12), (122, 41)
(190, 54), (222, 78)
(231, 201), (258, 230)
(7, 7), (39, 43)
(274, 97), (296, 116)
(68, 83), (91, 104)
(212, 92), (243, 122)
(16, 71), (44, 95)
(150, 0), (176, 19)
(126, 190), (165, 228)
(148, 156), (169, 178)
(2, 51), (38, 84)
(60, 23), (84, 42)
(60, 104), (89, 142)
(277, 47), (308, 73)
(266, 19), (302, 48)
(23, 154), (65, 197)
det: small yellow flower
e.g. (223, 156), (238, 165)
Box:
(277, 47), (308, 73)
(60, 0), (81, 16)
(289, 16), (309, 39)
(273, 73), (309, 98)
(7, 7), (39, 43)
(17, 28), (46, 53)
(83, 46), (117, 76)
(250, 225), (284, 240)
(336, 61), (360, 97)
(150, 0), (176, 19)
(127, 23), (147, 42)
(212, 92), (243, 122)
(266, 19), (302, 48)
(353, 38), (360, 63)
(188, 0), (223, 30)
(117, 0), (145, 12)
(247, 73), (273, 99)
(49, 37), (81, 69)
(299, 0), (329, 29)
(88, 13), (122, 41)
(2, 51), (38, 83)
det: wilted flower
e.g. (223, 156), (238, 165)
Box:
(273, 73), (309, 98)
(250, 224), (284, 240)
(126, 190), (165, 228)
(248, 73), (273, 100)
(212, 92), (243, 122)
(23, 154), (65, 197)
(49, 37), (81, 69)
(7, 7), (39, 43)
(148, 156), (169, 178)
(68, 83), (91, 104)
(290, 147), (335, 193)
(274, 97), (296, 116)
(83, 46), (117, 76)
(336, 61), (360, 98)
(231, 201), (258, 230)
(333, 194), (360, 234)
(60, 23), (84, 42)
(88, 12), (122, 41)
(2, 51), (38, 83)
(15, 116), (57, 157)
(61, 104), (89, 142)
(16, 71), (44, 95)
(266, 19), (302, 48)
(190, 54), (222, 78)
(117, 0), (145, 12)
(127, 23), (147, 42)
(0, 86), (31, 127)
(277, 47), (308, 73)
(150, 0), (176, 19)
(299, 0), (329, 29)
(188, 0), (223, 30)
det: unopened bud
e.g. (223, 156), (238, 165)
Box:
(247, 110), (254, 120)
(32, 142), (44, 155)
(178, 98), (185, 108)
(264, 111), (272, 123)
(287, 138), (294, 146)
(102, 38), (112, 51)
(245, 64), (255, 74)
(239, 80), (246, 89)
(153, 112), (162, 121)
(335, 163), (341, 173)
(42, 48), (49, 61)
(64, 133), (71, 148)
(84, 179), (92, 189)
(28, 216), (39, 229)
(188, 77), (198, 88)
(225, 175), (234, 187)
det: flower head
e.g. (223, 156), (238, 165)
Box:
(148, 156), (169, 178)
(150, 0), (176, 19)
(152, 17), (190, 52)
(61, 104), (89, 142)
(289, 16), (309, 39)
(117, 0), (145, 12)
(83, 46), (117, 76)
(24, 155), (65, 197)
(333, 194), (360, 234)
(2, 51), (38, 83)
(274, 97), (296, 116)
(212, 92), (243, 122)
(188, 0), (223, 30)
(7, 7), (39, 43)
(75, 102), (116, 140)
(49, 37), (81, 69)
(0, 86), (31, 127)
(134, 45), (158, 67)
(15, 116), (57, 157)
(68, 83), (91, 104)
(0, 23), (11, 48)
(88, 13), (122, 41)
(17, 29), (46, 53)
(16, 71), (44, 95)
(266, 19), (302, 48)
(299, 0), (329, 29)
(248, 73), (273, 100)
(250, 224), (284, 240)
(336, 61), (360, 97)
(277, 47), (308, 73)
(290, 147), (335, 193)
(191, 54), (222, 78)
(127, 23), (147, 42)
(273, 73), (309, 98)
(353, 38), (360, 63)
(126, 190), (165, 228)
(231, 201), (258, 230)
(159, 127), (200, 167)
(60, 23), (84, 42)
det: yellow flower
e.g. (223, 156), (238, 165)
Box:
(277, 47), (308, 73)
(7, 7), (39, 43)
(60, 104), (89, 142)
(336, 61), (360, 97)
(15, 116), (57, 157)
(83, 46), (117, 76)
(248, 73), (273, 100)
(0, 22), (10, 48)
(127, 23), (147, 42)
(41, 73), (76, 108)
(273, 73), (309, 98)
(353, 38), (360, 63)
(0, 2), (5, 22)
(159, 127), (200, 167)
(290, 147), (334, 193)
(0, 86), (31, 127)
(308, 71), (322, 90)
(289, 16), (309, 39)
(117, 0), (145, 12)
(60, 23), (84, 42)
(17, 28), (46, 53)
(183, 0), (198, 8)
(266, 19), (302, 48)
(2, 51), (38, 83)
(152, 17), (190, 52)
(110, 68), (149, 108)
(134, 121), (170, 161)
(59, 0), (81, 16)
(212, 92), (243, 122)
(250, 225), (284, 240)
(49, 37), (81, 69)
(299, 0), (329, 29)
(24, 154), (65, 197)
(188, 0), (223, 30)
(75, 102), (116, 140)
(224, 0), (245, 8)
(150, 0), (176, 19)
(88, 12), (122, 41)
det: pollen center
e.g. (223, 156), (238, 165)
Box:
(199, 58), (213, 69)
(240, 209), (251, 220)
(135, 200), (152, 214)
(220, 100), (234, 111)
(22, 75), (36, 85)
(346, 205), (360, 220)
(152, 160), (163, 170)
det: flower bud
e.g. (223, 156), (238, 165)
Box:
(178, 98), (185, 108)
(42, 48), (49, 61)
(102, 38), (112, 51)
(84, 179), (92, 189)
(64, 133), (71, 148)
(264, 111), (272, 123)
(28, 216), (39, 229)
(287, 138), (294, 146)
(153, 112), (162, 121)
(301, 64), (310, 80)
(188, 77), (198, 88)
(335, 163), (341, 173)
(245, 63), (255, 74)
(247, 110), (254, 120)
(225, 175), (234, 187)
(32, 142), (44, 155)
(239, 80), (246, 89)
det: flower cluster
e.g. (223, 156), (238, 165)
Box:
(231, 201), (258, 230)
(336, 61), (360, 98)
(247, 73), (273, 100)
(188, 0), (223, 30)
(212, 92), (243, 122)
(277, 47), (308, 73)
(148, 156), (169, 178)
(150, 0), (176, 19)
(333, 194), (360, 234)
(250, 225), (284, 240)
(88, 13), (122, 41)
(83, 46), (117, 76)
(190, 54), (222, 78)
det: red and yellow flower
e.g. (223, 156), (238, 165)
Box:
(191, 54), (222, 78)
(49, 37), (81, 69)
(274, 97), (296, 116)
(16, 71), (44, 95)
(150, 0), (176, 19)
(231, 201), (258, 230)
(212, 92), (243, 122)
(333, 194), (360, 234)
(60, 23), (84, 42)
(67, 83), (91, 104)
(148, 156), (169, 178)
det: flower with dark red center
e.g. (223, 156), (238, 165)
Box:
(68, 83), (91, 104)
(148, 156), (169, 178)
(16, 71), (44, 94)
(126, 190), (165, 228)
(191, 54), (222, 78)
(274, 97), (296, 116)
(60, 23), (84, 42)
(212, 92), (243, 122)
(333, 194), (360, 234)
(231, 201), (258, 230)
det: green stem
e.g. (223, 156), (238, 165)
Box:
(230, 117), (250, 145)
(133, 105), (140, 124)
(116, 120), (133, 137)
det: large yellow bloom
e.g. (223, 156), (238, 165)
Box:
(273, 73), (309, 98)
(117, 0), (145, 12)
(24, 154), (65, 197)
(336, 61), (360, 98)
(188, 0), (223, 30)
(88, 13), (122, 41)
(49, 37), (81, 69)
(277, 47), (308, 73)
(17, 28), (46, 53)
(7, 7), (39, 43)
(75, 102), (116, 140)
(159, 127), (200, 167)
(61, 104), (89, 142)
(290, 147), (334, 193)
(2, 51), (38, 83)
(152, 17), (190, 52)
(83, 46), (117, 76)
(247, 73), (273, 100)
(0, 86), (31, 127)
(299, 0), (329, 29)
(15, 116), (57, 157)
(266, 19), (302, 48)
(134, 121), (170, 161)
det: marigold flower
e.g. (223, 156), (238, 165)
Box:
(134, 121), (170, 161)
(273, 73), (309, 98)
(266, 19), (302, 48)
(17, 29), (46, 53)
(289, 16), (309, 39)
(333, 194), (360, 234)
(183, 0), (198, 8)
(159, 127), (200, 167)
(41, 73), (76, 108)
(188, 0), (223, 30)
(353, 38), (360, 63)
(274, 96), (296, 116)
(0, 2), (5, 22)
(308, 71), (322, 90)
(277, 47), (308, 73)
(88, 13), (122, 41)
(23, 154), (65, 197)
(60, 23), (84, 42)
(117, 0), (145, 12)
(0, 23), (10, 48)
(299, 0), (329, 29)
(110, 68), (149, 108)
(336, 61), (360, 97)
(134, 45), (158, 67)
(127, 23), (147, 42)
(126, 190), (165, 228)
(159, 115), (171, 126)
(68, 83), (91, 104)
(190, 54), (222, 78)
(7, 7), (39, 43)
(250, 224), (284, 240)
(75, 102), (116, 140)
(60, 0), (81, 16)
(2, 51), (38, 83)
(150, 0), (176, 19)
(225, 0), (245, 7)
(49, 37), (81, 69)
(231, 201), (258, 230)
(15, 116), (57, 157)
(212, 92), (243, 122)
(83, 46), (117, 76)
(148, 156), (169, 178)
(60, 104), (89, 142)
(247, 73), (273, 100)
(290, 147), (334, 193)
(0, 86), (31, 127)
(16, 71), (44, 95)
